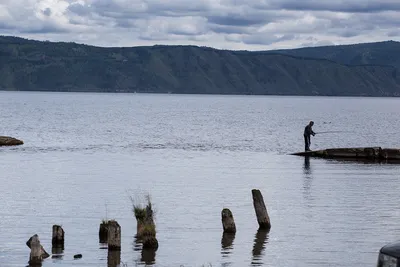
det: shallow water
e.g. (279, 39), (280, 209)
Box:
(1, 92), (400, 267)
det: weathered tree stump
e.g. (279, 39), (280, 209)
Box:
(135, 201), (156, 238)
(137, 223), (144, 238)
(221, 208), (236, 233)
(141, 203), (158, 249)
(134, 206), (146, 238)
(145, 204), (154, 225)
(99, 220), (109, 243)
(26, 234), (49, 264)
(52, 225), (64, 248)
(107, 220), (121, 251)
(251, 189), (271, 230)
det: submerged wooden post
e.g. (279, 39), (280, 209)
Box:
(99, 220), (109, 243)
(52, 225), (64, 248)
(26, 234), (50, 264)
(142, 225), (159, 249)
(221, 208), (236, 233)
(142, 204), (158, 249)
(251, 189), (271, 230)
(108, 220), (121, 251)
(134, 206), (146, 238)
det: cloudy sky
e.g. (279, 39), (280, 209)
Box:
(0, 0), (399, 50)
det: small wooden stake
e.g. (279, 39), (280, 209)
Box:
(52, 225), (64, 248)
(26, 234), (50, 264)
(99, 221), (109, 243)
(251, 189), (271, 230)
(108, 220), (121, 251)
(221, 208), (236, 233)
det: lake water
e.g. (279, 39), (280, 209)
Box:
(1, 91), (400, 267)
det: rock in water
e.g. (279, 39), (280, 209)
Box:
(0, 136), (23, 146)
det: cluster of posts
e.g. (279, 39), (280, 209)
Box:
(26, 189), (269, 266)
(26, 225), (65, 265)
(98, 197), (159, 266)
(222, 189), (271, 233)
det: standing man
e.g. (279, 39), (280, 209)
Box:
(304, 121), (315, 151)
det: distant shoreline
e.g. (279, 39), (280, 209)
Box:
(1, 89), (399, 98)
(2, 36), (400, 97)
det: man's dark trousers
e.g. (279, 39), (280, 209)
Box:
(304, 135), (311, 151)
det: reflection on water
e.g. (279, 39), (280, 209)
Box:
(141, 249), (156, 265)
(107, 250), (121, 267)
(51, 246), (64, 259)
(251, 229), (269, 266)
(28, 260), (42, 267)
(302, 157), (313, 202)
(303, 157), (311, 175)
(221, 232), (235, 257)
(221, 232), (235, 266)
(221, 232), (235, 254)
(132, 236), (156, 265)
(133, 237), (142, 252)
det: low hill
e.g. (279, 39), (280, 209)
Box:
(1, 36), (400, 96)
(266, 40), (400, 68)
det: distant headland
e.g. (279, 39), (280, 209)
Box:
(1, 35), (400, 96)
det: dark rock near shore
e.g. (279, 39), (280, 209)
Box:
(0, 136), (23, 146)
(291, 147), (400, 162)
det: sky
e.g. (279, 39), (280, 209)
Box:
(1, 0), (400, 51)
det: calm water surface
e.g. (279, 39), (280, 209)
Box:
(1, 92), (400, 267)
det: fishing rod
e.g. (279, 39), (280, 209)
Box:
(315, 131), (353, 134)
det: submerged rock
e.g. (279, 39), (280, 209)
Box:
(0, 136), (23, 146)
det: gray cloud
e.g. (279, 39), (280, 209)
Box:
(209, 24), (253, 34)
(0, 0), (399, 51)
(261, 0), (400, 13)
(67, 3), (91, 16)
(0, 22), (16, 30)
(300, 40), (336, 47)
(20, 25), (68, 34)
(42, 8), (52, 17)
(242, 34), (297, 45)
(207, 15), (266, 27)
